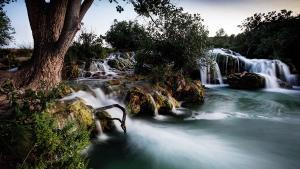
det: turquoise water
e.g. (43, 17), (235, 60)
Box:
(87, 87), (300, 169)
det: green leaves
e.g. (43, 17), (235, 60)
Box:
(138, 6), (209, 72)
(0, 83), (90, 168)
(0, 1), (14, 46)
(105, 20), (150, 51)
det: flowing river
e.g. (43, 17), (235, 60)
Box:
(69, 83), (300, 169)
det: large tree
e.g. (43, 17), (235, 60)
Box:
(5, 0), (173, 89)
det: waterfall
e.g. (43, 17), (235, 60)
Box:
(95, 119), (104, 135)
(203, 48), (299, 88)
(199, 58), (224, 85)
(87, 59), (116, 77)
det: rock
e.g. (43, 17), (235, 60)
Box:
(227, 72), (265, 89)
(84, 71), (92, 77)
(107, 55), (135, 71)
(153, 92), (174, 115)
(153, 86), (180, 115)
(107, 79), (122, 86)
(46, 99), (93, 129)
(57, 84), (75, 98)
(163, 75), (205, 106)
(277, 79), (293, 89)
(96, 111), (116, 133)
(91, 72), (108, 79)
(176, 80), (205, 106)
(125, 87), (157, 116)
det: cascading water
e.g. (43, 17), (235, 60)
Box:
(79, 52), (136, 79)
(68, 85), (300, 169)
(199, 59), (224, 85)
(201, 48), (299, 88)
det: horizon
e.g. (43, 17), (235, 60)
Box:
(3, 0), (300, 48)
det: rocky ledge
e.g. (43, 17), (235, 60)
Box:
(227, 72), (265, 89)
(124, 75), (205, 116)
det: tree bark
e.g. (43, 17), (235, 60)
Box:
(12, 0), (94, 90)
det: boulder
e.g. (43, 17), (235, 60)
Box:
(95, 111), (116, 133)
(163, 75), (205, 106)
(91, 72), (108, 79)
(125, 87), (157, 116)
(227, 72), (265, 89)
(277, 79), (293, 89)
(46, 99), (93, 129)
(153, 92), (175, 115)
(107, 79), (122, 86)
(56, 84), (75, 98)
(175, 80), (205, 106)
(84, 71), (92, 78)
(153, 86), (180, 115)
(107, 56), (135, 71)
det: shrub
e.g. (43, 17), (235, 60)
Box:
(135, 6), (209, 75)
(105, 20), (150, 51)
(0, 81), (90, 169)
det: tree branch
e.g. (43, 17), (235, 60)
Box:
(94, 104), (127, 133)
(25, 0), (46, 42)
(56, 0), (81, 50)
(48, 0), (69, 42)
(79, 0), (94, 21)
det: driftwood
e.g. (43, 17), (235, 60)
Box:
(93, 104), (127, 133)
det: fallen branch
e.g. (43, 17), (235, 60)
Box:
(93, 104), (127, 133)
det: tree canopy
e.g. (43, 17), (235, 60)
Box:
(105, 20), (150, 51)
(0, 1), (14, 46)
(135, 6), (209, 72)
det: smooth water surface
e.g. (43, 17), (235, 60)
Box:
(87, 86), (300, 169)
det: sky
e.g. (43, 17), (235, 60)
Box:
(4, 0), (300, 48)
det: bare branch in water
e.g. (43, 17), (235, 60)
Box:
(93, 104), (127, 133)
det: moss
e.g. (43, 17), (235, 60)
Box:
(0, 82), (90, 169)
(46, 100), (93, 129)
(125, 87), (157, 116)
(68, 100), (93, 127)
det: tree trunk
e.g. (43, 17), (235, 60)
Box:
(11, 0), (94, 90)
(14, 44), (70, 90)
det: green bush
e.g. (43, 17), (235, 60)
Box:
(65, 30), (108, 70)
(0, 81), (90, 169)
(135, 6), (209, 75)
(105, 20), (150, 51)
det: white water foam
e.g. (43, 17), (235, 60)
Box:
(202, 48), (299, 88)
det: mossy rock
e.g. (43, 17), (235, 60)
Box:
(153, 90), (179, 115)
(68, 100), (93, 127)
(125, 87), (157, 116)
(57, 84), (75, 98)
(172, 80), (205, 106)
(46, 99), (93, 129)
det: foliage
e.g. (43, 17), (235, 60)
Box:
(0, 81), (90, 169)
(105, 20), (150, 51)
(0, 1), (14, 46)
(65, 30), (107, 65)
(135, 6), (209, 73)
(236, 10), (300, 59)
(209, 28), (236, 49)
